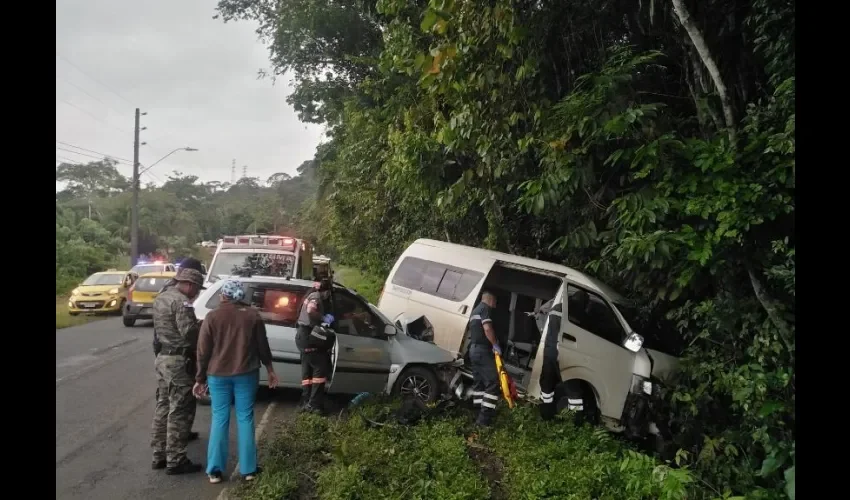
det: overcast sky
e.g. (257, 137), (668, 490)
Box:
(56, 0), (325, 189)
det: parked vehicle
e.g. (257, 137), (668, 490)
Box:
(378, 239), (680, 439)
(206, 235), (313, 285)
(192, 275), (463, 403)
(67, 269), (137, 316)
(130, 261), (176, 275)
(122, 271), (176, 327)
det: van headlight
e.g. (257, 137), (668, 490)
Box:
(623, 332), (644, 352)
(631, 375), (652, 395)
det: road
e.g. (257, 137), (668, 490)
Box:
(56, 318), (299, 500)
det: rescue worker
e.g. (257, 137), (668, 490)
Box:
(150, 267), (205, 474)
(537, 299), (562, 421)
(468, 291), (501, 426)
(539, 290), (588, 421)
(152, 257), (205, 442)
(295, 278), (335, 414)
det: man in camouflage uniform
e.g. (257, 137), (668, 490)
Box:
(150, 267), (205, 474)
(153, 258), (205, 443)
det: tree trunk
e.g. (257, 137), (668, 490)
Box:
(747, 265), (794, 354)
(671, 0), (737, 144)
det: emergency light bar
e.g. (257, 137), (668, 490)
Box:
(220, 235), (298, 251)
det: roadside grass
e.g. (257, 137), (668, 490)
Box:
(235, 399), (704, 500)
(333, 265), (384, 304)
(56, 297), (107, 330)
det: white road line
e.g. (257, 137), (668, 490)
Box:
(225, 401), (278, 484)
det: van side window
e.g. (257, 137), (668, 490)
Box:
(391, 256), (484, 302)
(566, 284), (626, 345)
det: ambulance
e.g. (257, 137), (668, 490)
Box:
(206, 235), (314, 285)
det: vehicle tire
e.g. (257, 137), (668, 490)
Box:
(69, 312), (79, 317)
(393, 366), (440, 404)
(555, 380), (600, 426)
(123, 317), (136, 327)
(114, 300), (126, 316)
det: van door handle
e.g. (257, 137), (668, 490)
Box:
(459, 305), (468, 314)
(562, 333), (577, 342)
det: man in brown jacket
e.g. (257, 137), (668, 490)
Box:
(193, 279), (279, 483)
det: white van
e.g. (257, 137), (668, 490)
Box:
(378, 239), (680, 438)
(206, 235), (314, 285)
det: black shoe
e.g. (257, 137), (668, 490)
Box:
(152, 459), (167, 470)
(166, 459), (203, 475)
(188, 431), (199, 442)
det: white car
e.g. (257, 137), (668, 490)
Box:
(192, 276), (463, 403)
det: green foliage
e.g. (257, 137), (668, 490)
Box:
(55, 160), (321, 293)
(218, 0), (796, 497)
(333, 265), (384, 304)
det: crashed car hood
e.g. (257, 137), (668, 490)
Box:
(389, 331), (458, 365)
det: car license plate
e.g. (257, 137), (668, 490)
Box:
(80, 302), (97, 308)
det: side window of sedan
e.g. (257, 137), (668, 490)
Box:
(331, 291), (382, 338)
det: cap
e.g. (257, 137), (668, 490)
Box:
(174, 268), (206, 288)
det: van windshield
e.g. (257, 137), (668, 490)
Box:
(210, 252), (296, 278)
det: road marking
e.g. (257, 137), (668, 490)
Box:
(228, 401), (278, 482)
(55, 343), (148, 386)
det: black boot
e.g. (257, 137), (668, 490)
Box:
(297, 386), (311, 410)
(308, 383), (327, 415)
(166, 458), (203, 475)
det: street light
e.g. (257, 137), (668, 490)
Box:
(130, 146), (199, 266)
(139, 147), (199, 175)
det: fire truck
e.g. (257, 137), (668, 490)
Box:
(206, 235), (314, 284)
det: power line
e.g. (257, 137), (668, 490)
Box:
(56, 52), (134, 108)
(56, 74), (127, 119)
(56, 146), (133, 166)
(56, 140), (133, 164)
(56, 98), (130, 135)
(56, 155), (81, 165)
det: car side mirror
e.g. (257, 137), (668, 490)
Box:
(623, 332), (644, 352)
(384, 324), (397, 336)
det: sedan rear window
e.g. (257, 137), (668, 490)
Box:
(205, 283), (309, 327)
(134, 277), (170, 292)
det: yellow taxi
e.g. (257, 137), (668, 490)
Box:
(68, 270), (136, 316)
(123, 271), (176, 327)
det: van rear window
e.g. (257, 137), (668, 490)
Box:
(391, 256), (483, 302)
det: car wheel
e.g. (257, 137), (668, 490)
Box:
(122, 317), (136, 327)
(394, 366), (440, 404)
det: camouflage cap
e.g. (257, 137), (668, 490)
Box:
(174, 267), (206, 288)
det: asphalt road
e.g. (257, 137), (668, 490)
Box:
(56, 317), (299, 500)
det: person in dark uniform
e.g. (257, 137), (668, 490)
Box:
(152, 257), (205, 442)
(295, 278), (335, 414)
(468, 291), (501, 426)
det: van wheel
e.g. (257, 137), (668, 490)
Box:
(394, 366), (440, 404)
(556, 380), (600, 426)
(123, 317), (136, 327)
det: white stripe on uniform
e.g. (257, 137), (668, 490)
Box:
(481, 401), (497, 409)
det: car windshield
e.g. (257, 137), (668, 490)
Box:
(131, 264), (162, 275)
(210, 252), (296, 278)
(134, 276), (171, 292)
(82, 274), (124, 286)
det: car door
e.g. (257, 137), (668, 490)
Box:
(328, 290), (392, 394)
(557, 280), (635, 420)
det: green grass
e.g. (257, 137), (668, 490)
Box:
(56, 297), (108, 330)
(235, 399), (704, 500)
(333, 265), (385, 304)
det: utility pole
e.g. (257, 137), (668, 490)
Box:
(130, 108), (141, 266)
